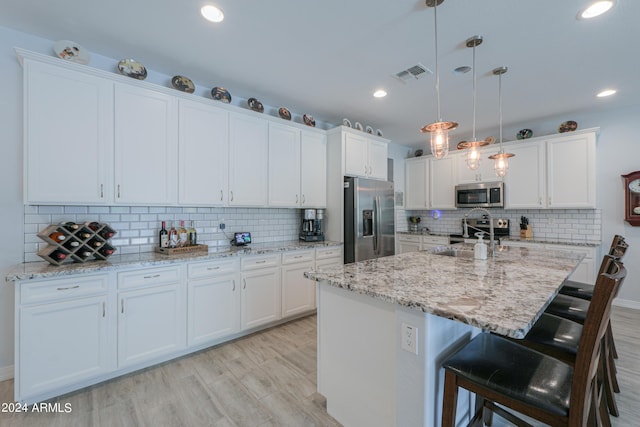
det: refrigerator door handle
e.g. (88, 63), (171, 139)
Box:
(374, 195), (382, 255)
(372, 196), (378, 254)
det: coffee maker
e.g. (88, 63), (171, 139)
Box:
(299, 209), (325, 242)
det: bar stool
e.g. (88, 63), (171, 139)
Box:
(441, 262), (626, 427)
(559, 235), (626, 301)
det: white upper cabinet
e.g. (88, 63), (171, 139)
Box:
(228, 113), (269, 206)
(23, 60), (114, 205)
(404, 157), (428, 209)
(505, 141), (546, 209)
(504, 130), (597, 209)
(268, 123), (302, 207)
(300, 131), (327, 207)
(546, 132), (596, 208)
(114, 84), (178, 205)
(429, 156), (457, 209)
(344, 132), (388, 180)
(178, 99), (229, 205)
(456, 148), (501, 184)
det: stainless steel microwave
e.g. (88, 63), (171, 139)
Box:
(455, 182), (504, 208)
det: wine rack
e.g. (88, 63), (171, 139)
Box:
(37, 222), (117, 266)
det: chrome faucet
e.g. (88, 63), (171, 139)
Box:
(463, 208), (495, 256)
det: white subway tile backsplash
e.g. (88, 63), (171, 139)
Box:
(24, 205), (303, 260)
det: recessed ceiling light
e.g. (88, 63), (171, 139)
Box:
(597, 89), (617, 97)
(373, 89), (387, 98)
(579, 1), (614, 19)
(453, 66), (471, 75)
(201, 5), (224, 23)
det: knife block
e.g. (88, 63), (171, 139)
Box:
(520, 225), (533, 239)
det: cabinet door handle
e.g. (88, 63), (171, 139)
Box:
(232, 280), (236, 291)
(56, 285), (80, 291)
(302, 195), (306, 204)
(117, 184), (121, 198)
(364, 164), (368, 174)
(102, 302), (106, 318)
(324, 251), (333, 256)
(243, 278), (247, 290)
(294, 255), (303, 259)
(296, 194), (299, 203)
(230, 191), (234, 202)
(207, 266), (220, 271)
(539, 197), (542, 206)
(143, 274), (161, 279)
(100, 184), (104, 198)
(121, 298), (124, 314)
(548, 197), (552, 206)
(256, 260), (266, 264)
(220, 190), (224, 201)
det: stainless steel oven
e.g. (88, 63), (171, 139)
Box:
(455, 182), (504, 208)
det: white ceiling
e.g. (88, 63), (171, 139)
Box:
(1, 0), (638, 149)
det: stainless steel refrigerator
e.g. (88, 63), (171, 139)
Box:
(344, 176), (395, 263)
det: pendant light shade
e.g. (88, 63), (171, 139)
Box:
(421, 0), (457, 159)
(457, 35), (490, 170)
(488, 66), (515, 177)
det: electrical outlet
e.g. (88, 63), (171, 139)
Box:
(548, 217), (554, 225)
(219, 223), (226, 230)
(401, 323), (418, 355)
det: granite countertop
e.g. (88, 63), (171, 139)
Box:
(500, 237), (600, 247)
(305, 244), (584, 338)
(6, 240), (342, 282)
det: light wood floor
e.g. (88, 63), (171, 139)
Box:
(0, 307), (638, 427)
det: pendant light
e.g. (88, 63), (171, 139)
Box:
(420, 0), (457, 160)
(488, 66), (515, 177)
(457, 35), (491, 170)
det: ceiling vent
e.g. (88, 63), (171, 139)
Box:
(394, 63), (433, 82)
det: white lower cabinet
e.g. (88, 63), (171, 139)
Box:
(187, 259), (240, 346)
(16, 274), (113, 401)
(117, 266), (186, 368)
(241, 254), (282, 330)
(281, 250), (316, 318)
(13, 245), (342, 403)
(396, 234), (449, 254)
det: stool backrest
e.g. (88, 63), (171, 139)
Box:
(570, 260), (626, 424)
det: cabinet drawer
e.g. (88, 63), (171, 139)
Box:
(423, 235), (449, 245)
(282, 250), (315, 265)
(20, 274), (108, 305)
(188, 258), (239, 279)
(118, 266), (182, 290)
(241, 254), (281, 271)
(316, 247), (342, 260)
(398, 235), (421, 243)
(549, 244), (592, 258)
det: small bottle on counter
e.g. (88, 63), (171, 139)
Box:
(179, 220), (188, 247)
(159, 221), (168, 248)
(168, 221), (178, 248)
(188, 220), (197, 246)
(474, 233), (488, 260)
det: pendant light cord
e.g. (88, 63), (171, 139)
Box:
(434, 1), (441, 122)
(498, 71), (503, 152)
(472, 42), (477, 141)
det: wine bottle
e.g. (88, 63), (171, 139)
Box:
(49, 249), (67, 261)
(62, 222), (79, 231)
(100, 226), (116, 239)
(159, 221), (168, 248)
(98, 247), (115, 256)
(89, 239), (103, 248)
(188, 220), (197, 246)
(179, 220), (188, 247)
(63, 240), (80, 250)
(76, 249), (92, 259)
(48, 231), (66, 242)
(168, 221), (178, 248)
(79, 232), (92, 240)
(88, 221), (102, 231)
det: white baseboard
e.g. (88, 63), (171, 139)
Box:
(613, 298), (640, 310)
(0, 365), (14, 382)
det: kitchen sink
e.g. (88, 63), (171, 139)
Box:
(432, 248), (476, 258)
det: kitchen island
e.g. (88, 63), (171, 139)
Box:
(305, 245), (584, 427)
